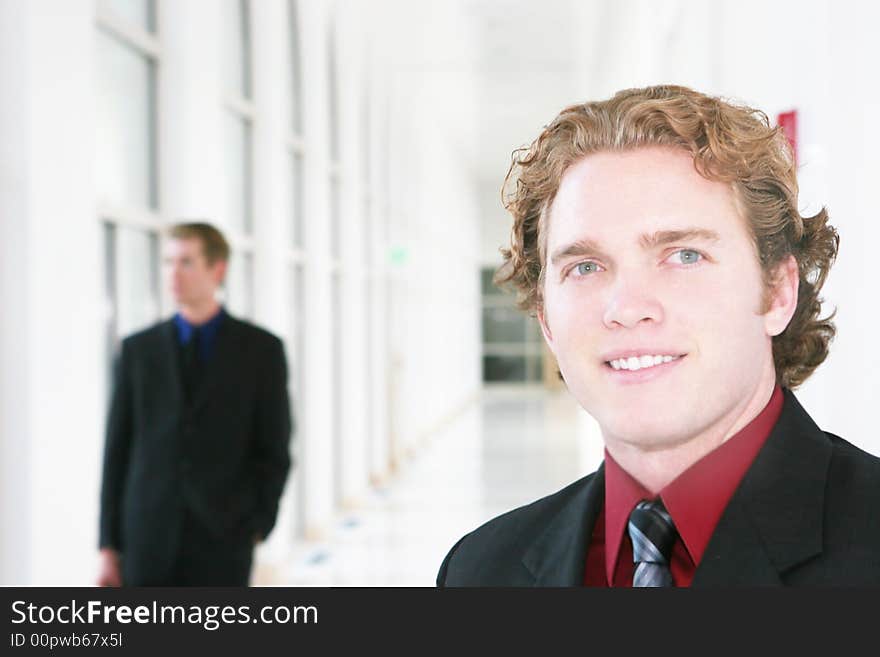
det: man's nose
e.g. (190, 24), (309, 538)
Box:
(601, 275), (664, 329)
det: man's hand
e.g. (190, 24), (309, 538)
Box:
(96, 548), (122, 587)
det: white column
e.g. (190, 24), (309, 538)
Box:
(0, 0), (103, 583)
(250, 0), (297, 559)
(0, 0), (33, 584)
(367, 66), (392, 485)
(299, 0), (335, 539)
(336, 3), (370, 509)
(157, 0), (224, 229)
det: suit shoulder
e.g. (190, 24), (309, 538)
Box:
(228, 316), (283, 348)
(825, 430), (880, 495)
(120, 320), (170, 351)
(440, 472), (597, 584)
(825, 431), (880, 461)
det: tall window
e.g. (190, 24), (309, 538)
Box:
(481, 268), (544, 383)
(96, 0), (161, 383)
(221, 0), (255, 318)
(284, 0), (307, 537)
(286, 0), (306, 421)
(362, 71), (374, 474)
(327, 21), (344, 505)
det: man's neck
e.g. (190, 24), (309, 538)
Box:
(602, 371), (777, 495)
(177, 300), (222, 326)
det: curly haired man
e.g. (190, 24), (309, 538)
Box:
(438, 86), (880, 587)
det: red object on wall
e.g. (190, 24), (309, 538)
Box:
(777, 110), (798, 166)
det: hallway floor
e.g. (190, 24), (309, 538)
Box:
(256, 386), (604, 586)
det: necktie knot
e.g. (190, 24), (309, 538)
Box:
(627, 498), (678, 587)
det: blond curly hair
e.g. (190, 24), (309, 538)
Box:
(496, 85), (838, 389)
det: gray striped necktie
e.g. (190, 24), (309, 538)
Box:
(627, 499), (678, 587)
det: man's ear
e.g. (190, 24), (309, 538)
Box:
(537, 306), (555, 348)
(764, 254), (799, 337)
(213, 260), (228, 287)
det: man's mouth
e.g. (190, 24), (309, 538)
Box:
(605, 354), (685, 372)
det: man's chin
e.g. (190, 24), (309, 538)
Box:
(596, 405), (691, 448)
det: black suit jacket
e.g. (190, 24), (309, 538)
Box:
(99, 313), (293, 582)
(438, 389), (880, 586)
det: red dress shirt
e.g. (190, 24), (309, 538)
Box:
(583, 385), (784, 587)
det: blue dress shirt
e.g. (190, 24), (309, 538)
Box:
(173, 306), (226, 363)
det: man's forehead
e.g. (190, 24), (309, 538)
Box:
(546, 153), (744, 253)
(166, 237), (203, 253)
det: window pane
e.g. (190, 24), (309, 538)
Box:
(483, 356), (527, 382)
(526, 315), (543, 342)
(481, 268), (499, 295)
(289, 0), (302, 133)
(289, 263), (306, 415)
(362, 80), (371, 184)
(291, 152), (304, 249)
(106, 223), (160, 338)
(482, 306), (527, 343)
(226, 251), (254, 318)
(331, 271), (343, 504)
(223, 111), (253, 235)
(222, 0), (251, 98)
(363, 273), (372, 452)
(103, 223), (118, 395)
(96, 30), (156, 209)
(98, 0), (155, 32)
(327, 27), (339, 161)
(329, 175), (340, 258)
(525, 355), (544, 383)
(364, 198), (372, 264)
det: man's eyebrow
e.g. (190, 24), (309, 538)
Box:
(549, 239), (607, 267)
(639, 228), (721, 249)
(549, 228), (721, 267)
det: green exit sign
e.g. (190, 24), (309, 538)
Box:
(389, 246), (408, 266)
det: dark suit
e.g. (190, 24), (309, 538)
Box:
(99, 313), (293, 585)
(438, 389), (880, 586)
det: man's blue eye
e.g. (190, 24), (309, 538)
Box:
(575, 262), (600, 275)
(677, 249), (701, 265)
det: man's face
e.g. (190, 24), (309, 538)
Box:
(539, 147), (794, 452)
(163, 237), (226, 307)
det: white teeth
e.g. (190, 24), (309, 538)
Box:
(607, 354), (681, 372)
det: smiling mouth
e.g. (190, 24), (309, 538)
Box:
(605, 354), (685, 372)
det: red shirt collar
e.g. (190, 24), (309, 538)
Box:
(602, 385), (784, 585)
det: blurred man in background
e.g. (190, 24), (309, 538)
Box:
(438, 86), (880, 586)
(97, 222), (292, 586)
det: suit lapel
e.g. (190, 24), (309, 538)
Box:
(693, 389), (831, 586)
(522, 464), (605, 585)
(191, 314), (244, 412)
(159, 320), (184, 408)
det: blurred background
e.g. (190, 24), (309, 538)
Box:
(1, 0), (879, 585)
